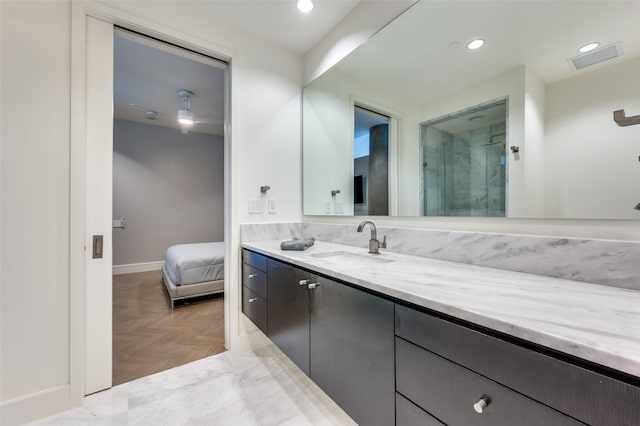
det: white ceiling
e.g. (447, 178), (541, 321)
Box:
(335, 1), (640, 105)
(192, 0), (362, 55)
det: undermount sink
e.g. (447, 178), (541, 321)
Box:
(308, 250), (394, 266)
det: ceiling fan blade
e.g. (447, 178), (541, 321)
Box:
(193, 118), (223, 125)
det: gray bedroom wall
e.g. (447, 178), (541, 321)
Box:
(113, 119), (224, 266)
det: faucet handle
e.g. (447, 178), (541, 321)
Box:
(381, 235), (387, 249)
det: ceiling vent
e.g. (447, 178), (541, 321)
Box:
(568, 41), (623, 70)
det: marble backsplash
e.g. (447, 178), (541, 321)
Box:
(240, 222), (302, 243)
(241, 222), (640, 291)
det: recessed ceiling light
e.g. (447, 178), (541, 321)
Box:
(467, 39), (485, 50)
(578, 42), (599, 53)
(297, 0), (314, 13)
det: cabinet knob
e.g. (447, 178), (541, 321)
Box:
(249, 274), (257, 278)
(248, 298), (258, 303)
(473, 397), (490, 414)
(308, 283), (320, 289)
(299, 279), (309, 286)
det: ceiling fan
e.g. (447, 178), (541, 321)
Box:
(177, 90), (219, 134)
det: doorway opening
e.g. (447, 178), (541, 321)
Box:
(111, 28), (228, 385)
(354, 105), (390, 216)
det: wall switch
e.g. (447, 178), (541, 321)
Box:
(335, 201), (344, 214)
(268, 199), (276, 214)
(324, 200), (332, 214)
(248, 199), (262, 214)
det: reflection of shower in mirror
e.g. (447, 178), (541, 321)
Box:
(420, 99), (507, 217)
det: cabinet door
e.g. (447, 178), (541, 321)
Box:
(309, 275), (395, 426)
(242, 286), (267, 334)
(267, 259), (310, 375)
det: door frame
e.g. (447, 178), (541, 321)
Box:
(70, 2), (236, 404)
(349, 94), (399, 216)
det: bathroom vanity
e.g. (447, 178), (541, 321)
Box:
(241, 241), (640, 426)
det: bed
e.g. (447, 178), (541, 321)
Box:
(161, 242), (225, 308)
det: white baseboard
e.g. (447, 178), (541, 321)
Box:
(112, 260), (164, 275)
(0, 385), (70, 426)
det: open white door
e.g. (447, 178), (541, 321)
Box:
(84, 15), (114, 395)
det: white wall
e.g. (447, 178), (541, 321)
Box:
(544, 56), (640, 219)
(1, 0), (304, 423)
(522, 68), (546, 217)
(0, 1), (73, 423)
(112, 120), (224, 266)
(303, 68), (419, 215)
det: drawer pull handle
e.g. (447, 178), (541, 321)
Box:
(473, 397), (490, 414)
(308, 283), (320, 289)
(248, 298), (258, 303)
(299, 279), (309, 286)
(249, 274), (257, 278)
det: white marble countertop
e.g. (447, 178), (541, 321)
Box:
(241, 240), (640, 378)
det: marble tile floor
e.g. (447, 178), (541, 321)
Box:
(30, 346), (355, 426)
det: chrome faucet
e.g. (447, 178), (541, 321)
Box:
(357, 221), (387, 254)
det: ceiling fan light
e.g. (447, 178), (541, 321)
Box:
(178, 109), (194, 125)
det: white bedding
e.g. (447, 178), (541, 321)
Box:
(164, 242), (225, 286)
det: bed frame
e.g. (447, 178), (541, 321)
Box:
(161, 265), (224, 309)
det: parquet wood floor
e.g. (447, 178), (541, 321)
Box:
(112, 270), (225, 386)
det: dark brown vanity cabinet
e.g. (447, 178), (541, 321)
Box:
(395, 303), (640, 426)
(309, 274), (395, 426)
(241, 250), (395, 426)
(242, 249), (640, 426)
(266, 259), (311, 375)
(241, 250), (268, 334)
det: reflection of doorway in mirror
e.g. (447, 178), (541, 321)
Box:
(421, 100), (507, 217)
(354, 105), (390, 216)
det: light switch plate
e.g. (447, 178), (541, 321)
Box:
(324, 200), (332, 214)
(248, 199), (262, 214)
(268, 199), (276, 214)
(335, 201), (344, 214)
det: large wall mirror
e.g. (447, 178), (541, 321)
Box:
(303, 1), (640, 219)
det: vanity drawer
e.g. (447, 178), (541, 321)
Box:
(242, 286), (267, 334)
(396, 393), (445, 426)
(396, 338), (581, 426)
(242, 264), (267, 299)
(395, 303), (640, 426)
(242, 249), (267, 272)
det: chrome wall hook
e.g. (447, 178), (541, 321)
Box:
(260, 185), (270, 193)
